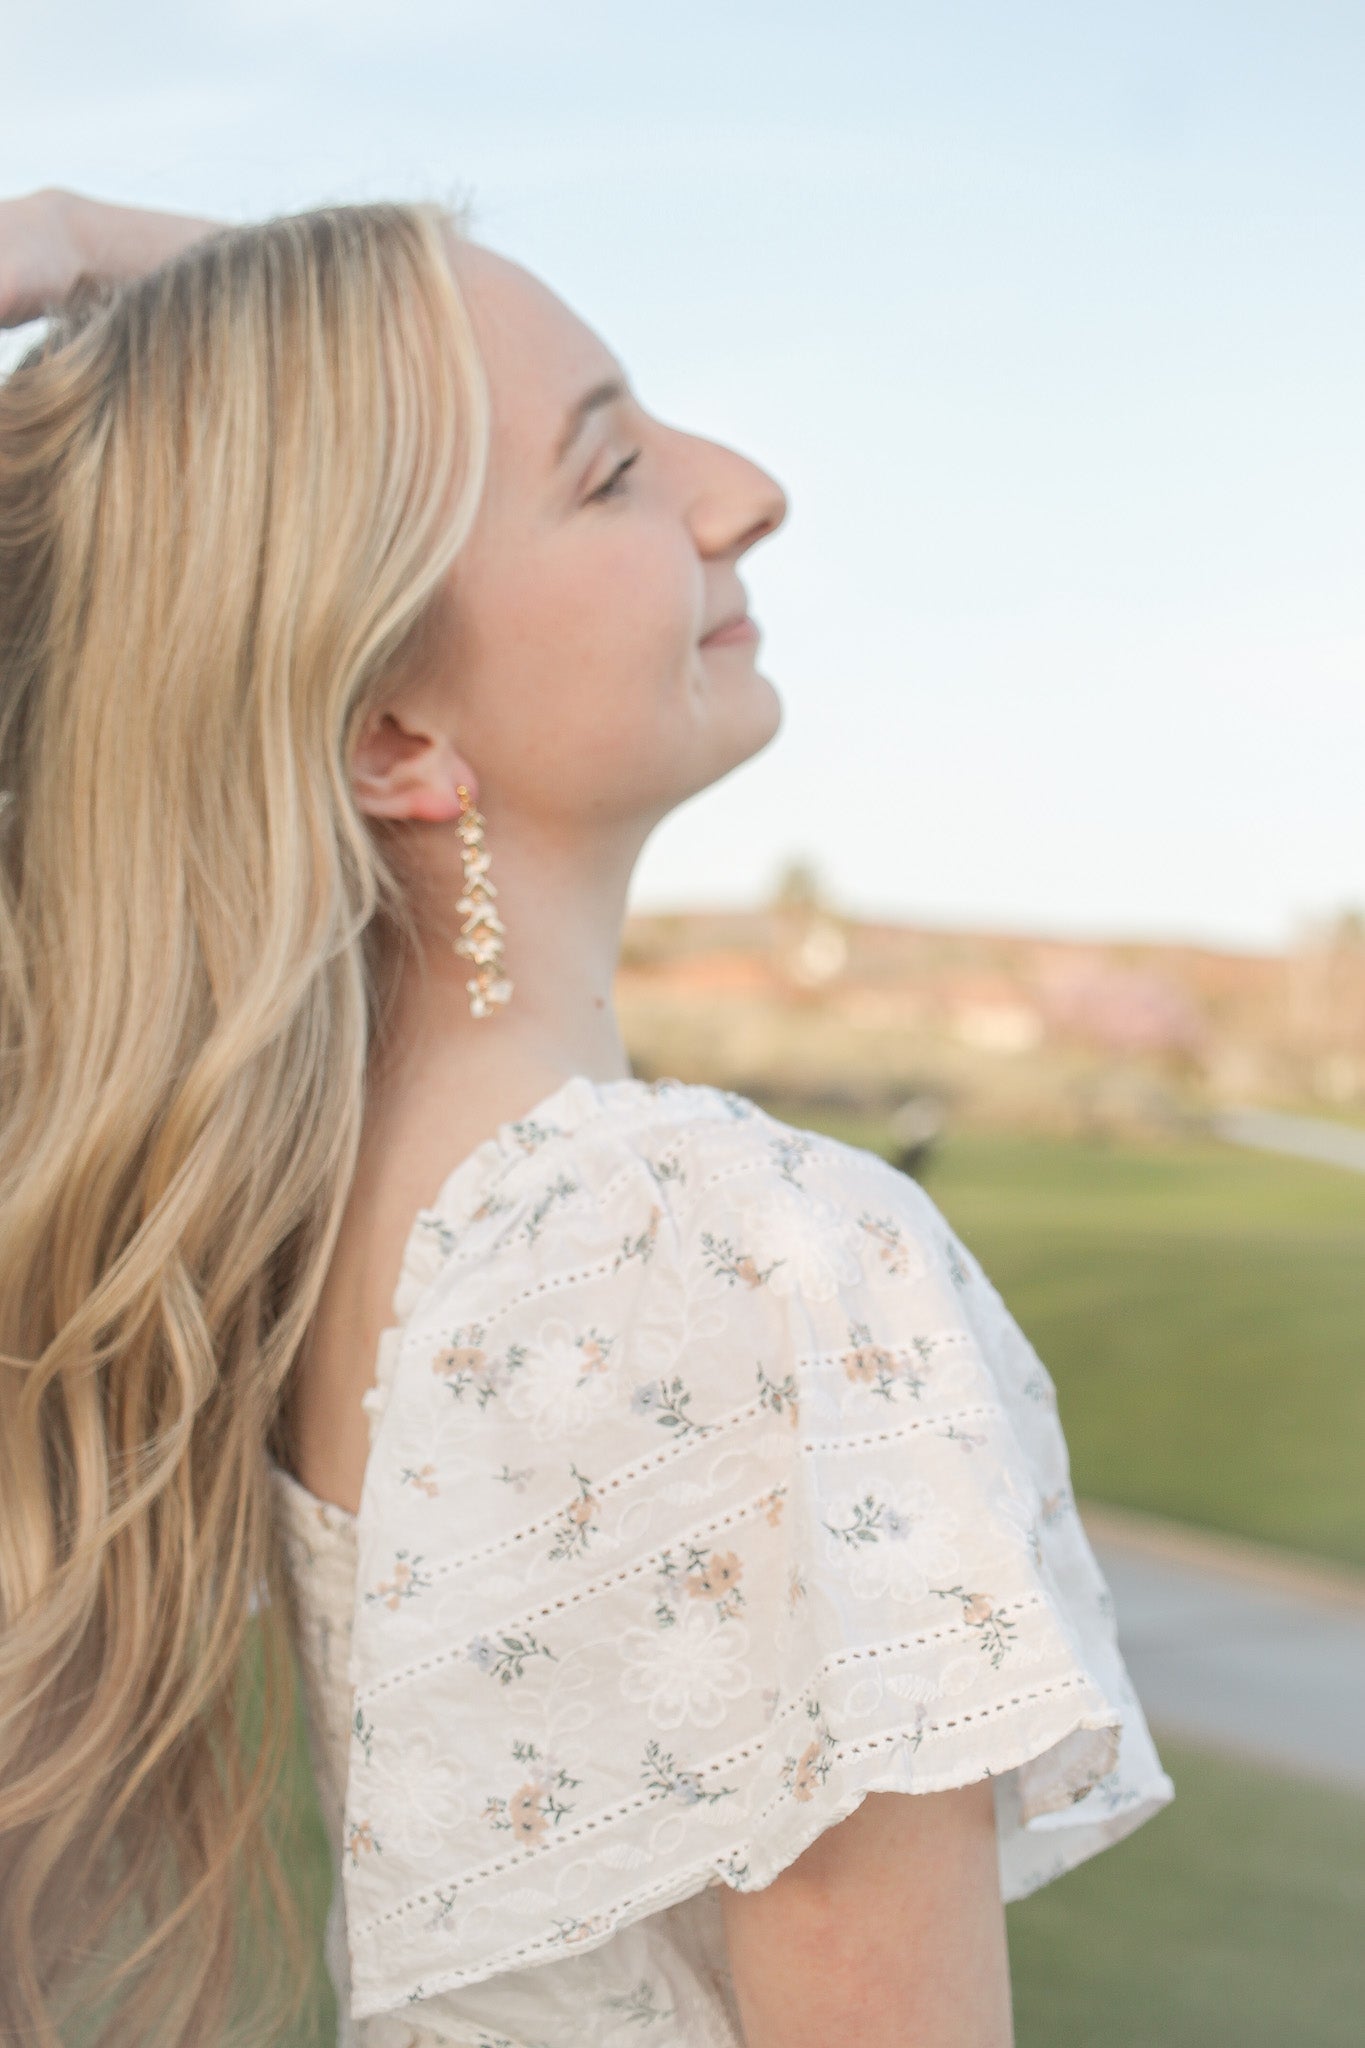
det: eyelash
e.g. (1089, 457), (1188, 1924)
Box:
(589, 449), (642, 502)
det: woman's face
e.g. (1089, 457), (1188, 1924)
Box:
(363, 237), (789, 842)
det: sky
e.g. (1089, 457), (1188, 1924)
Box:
(3, 0), (1362, 951)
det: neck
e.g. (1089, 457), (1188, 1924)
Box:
(367, 807), (644, 1112)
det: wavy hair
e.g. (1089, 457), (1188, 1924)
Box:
(0, 199), (490, 2044)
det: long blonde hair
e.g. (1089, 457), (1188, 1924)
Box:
(0, 200), (490, 2045)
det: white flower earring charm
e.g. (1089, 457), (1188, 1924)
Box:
(453, 783), (513, 1018)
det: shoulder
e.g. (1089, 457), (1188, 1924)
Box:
(391, 1076), (981, 1389)
(447, 1073), (959, 1292)
(603, 1079), (966, 1300)
(580, 1075), (944, 1233)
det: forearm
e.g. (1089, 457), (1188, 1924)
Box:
(0, 188), (227, 329)
(49, 187), (223, 285)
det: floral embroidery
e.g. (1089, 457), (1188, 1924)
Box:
(547, 1463), (601, 1562)
(495, 1461), (536, 1492)
(780, 1698), (837, 1802)
(771, 1131), (815, 1185)
(412, 1211), (456, 1260)
(601, 1977), (678, 2027)
(466, 1628), (558, 1684)
(400, 1461), (440, 1497)
(431, 1323), (530, 1409)
(758, 1483), (788, 1526)
(629, 1372), (712, 1436)
(857, 1208), (916, 1278)
(713, 1847), (754, 1889)
(822, 1490), (915, 1548)
(503, 1325), (620, 1440)
(508, 1114), (568, 1156)
(554, 1913), (614, 1947)
(481, 1740), (583, 1842)
(653, 1538), (746, 1625)
(364, 1550), (432, 1610)
(686, 1547), (743, 1612)
(944, 1236), (971, 1289)
(939, 1421), (990, 1451)
(519, 1171), (581, 1246)
(344, 1818), (380, 1865)
(641, 1738), (738, 1808)
(699, 1229), (784, 1289)
(756, 1360), (800, 1426)
(619, 1605), (751, 1729)
(575, 1327), (614, 1373)
(930, 1584), (1019, 1668)
(613, 1202), (663, 1269)
(719, 1089), (757, 1119)
(838, 1318), (931, 1401)
(353, 1705), (375, 1765)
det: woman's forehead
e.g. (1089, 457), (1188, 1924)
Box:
(449, 239), (623, 467)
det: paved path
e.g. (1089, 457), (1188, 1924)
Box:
(1079, 1500), (1365, 1792)
(1213, 1106), (1365, 1175)
(1075, 1118), (1365, 1786)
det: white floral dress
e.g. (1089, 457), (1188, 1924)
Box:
(268, 1072), (1175, 2047)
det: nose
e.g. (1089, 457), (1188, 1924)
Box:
(685, 434), (789, 559)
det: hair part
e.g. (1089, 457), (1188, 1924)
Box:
(0, 197), (489, 2045)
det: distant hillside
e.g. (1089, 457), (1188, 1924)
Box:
(617, 902), (1365, 1136)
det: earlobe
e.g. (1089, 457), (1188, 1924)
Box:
(354, 779), (466, 824)
(351, 710), (473, 824)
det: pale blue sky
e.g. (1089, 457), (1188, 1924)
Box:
(4, 1), (1361, 949)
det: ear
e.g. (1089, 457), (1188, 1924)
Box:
(351, 708), (475, 824)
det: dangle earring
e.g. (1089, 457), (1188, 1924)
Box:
(453, 784), (513, 1018)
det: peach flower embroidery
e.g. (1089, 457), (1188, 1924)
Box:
(758, 1485), (787, 1527)
(699, 1229), (783, 1290)
(780, 1700), (837, 1803)
(364, 1550), (432, 1611)
(548, 1463), (602, 1562)
(344, 1819), (378, 1865)
(400, 1462), (440, 1498)
(685, 1549), (743, 1603)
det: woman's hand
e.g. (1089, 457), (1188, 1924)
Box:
(0, 188), (222, 330)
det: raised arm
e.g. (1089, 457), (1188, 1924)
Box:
(0, 187), (222, 329)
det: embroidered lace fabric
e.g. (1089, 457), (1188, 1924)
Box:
(269, 1072), (1175, 2046)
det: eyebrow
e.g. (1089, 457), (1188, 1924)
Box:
(553, 376), (630, 468)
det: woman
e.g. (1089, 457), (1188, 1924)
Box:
(0, 188), (1174, 2048)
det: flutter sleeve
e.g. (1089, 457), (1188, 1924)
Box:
(341, 1109), (1174, 2020)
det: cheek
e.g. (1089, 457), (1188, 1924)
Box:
(483, 530), (697, 736)
(549, 525), (696, 687)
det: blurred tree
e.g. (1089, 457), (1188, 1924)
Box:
(769, 857), (824, 913)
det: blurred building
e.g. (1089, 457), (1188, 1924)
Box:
(618, 870), (1365, 1136)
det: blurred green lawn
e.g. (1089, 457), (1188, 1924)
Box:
(783, 1109), (1365, 1570)
(1008, 1728), (1365, 2048)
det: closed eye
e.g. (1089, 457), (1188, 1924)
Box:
(588, 449), (643, 502)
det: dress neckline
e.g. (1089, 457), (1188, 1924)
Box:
(269, 1070), (667, 1530)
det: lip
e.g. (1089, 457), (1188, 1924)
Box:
(700, 613), (760, 646)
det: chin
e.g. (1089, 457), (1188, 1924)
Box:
(728, 665), (784, 760)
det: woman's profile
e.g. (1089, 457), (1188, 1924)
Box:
(0, 188), (1174, 2048)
